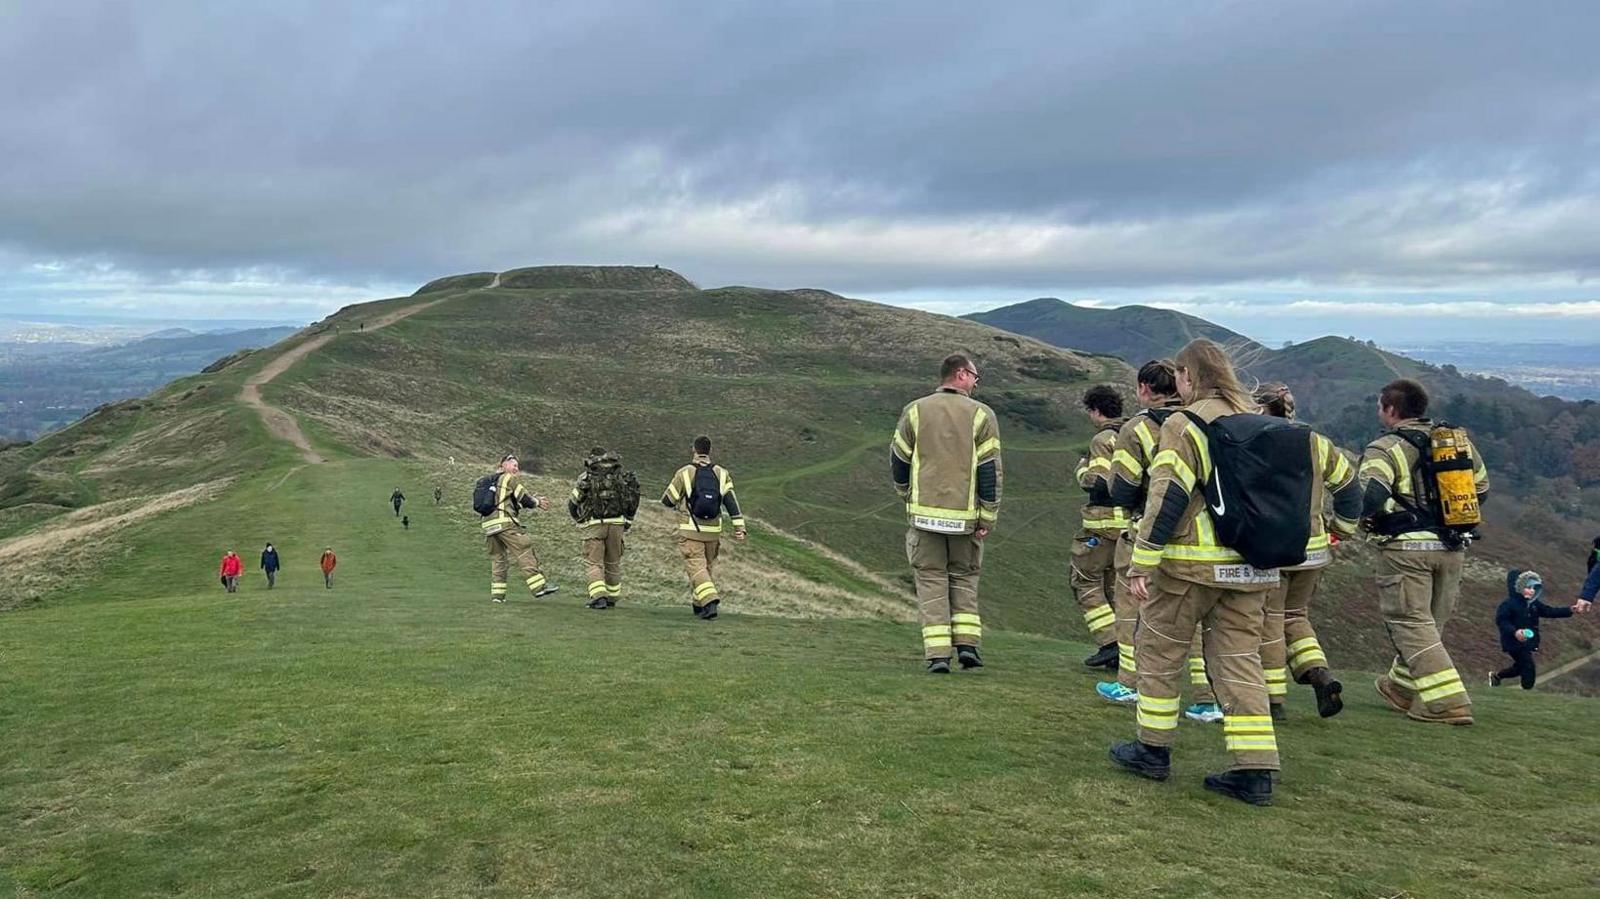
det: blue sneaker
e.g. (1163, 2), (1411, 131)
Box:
(1184, 702), (1224, 723)
(1096, 682), (1139, 704)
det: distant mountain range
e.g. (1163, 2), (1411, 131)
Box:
(0, 326), (300, 440)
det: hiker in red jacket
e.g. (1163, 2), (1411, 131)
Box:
(320, 548), (337, 589)
(219, 551), (243, 593)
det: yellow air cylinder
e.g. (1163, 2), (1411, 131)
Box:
(1431, 427), (1481, 528)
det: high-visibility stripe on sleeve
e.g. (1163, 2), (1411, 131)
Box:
(1151, 449), (1197, 492)
(1130, 545), (1163, 568)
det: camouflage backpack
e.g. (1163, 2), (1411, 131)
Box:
(582, 452), (640, 520)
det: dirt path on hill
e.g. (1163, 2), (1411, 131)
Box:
(1537, 647), (1600, 686)
(240, 295), (456, 464)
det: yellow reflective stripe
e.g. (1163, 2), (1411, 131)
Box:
(1305, 533), (1331, 552)
(1413, 669), (1463, 690)
(1084, 605), (1115, 627)
(907, 503), (980, 521)
(1387, 664), (1417, 690)
(1225, 737), (1279, 751)
(1112, 448), (1144, 477)
(1151, 449), (1197, 491)
(950, 613), (981, 625)
(1330, 448), (1353, 486)
(1138, 694), (1180, 712)
(1135, 420), (1157, 459)
(605, 584), (622, 596)
(587, 581), (608, 597)
(1222, 715), (1273, 733)
(1118, 644), (1137, 670)
(951, 624), (982, 636)
(679, 521), (725, 533)
(1159, 544), (1245, 562)
(1082, 515), (1129, 530)
(968, 408), (985, 513)
(1389, 443), (1412, 498)
(694, 582), (718, 598)
(922, 624), (953, 636)
(893, 431), (912, 457)
(977, 507), (997, 522)
(1137, 694), (1180, 730)
(1131, 545), (1162, 567)
(1287, 637), (1323, 657)
(975, 436), (1001, 459)
(1184, 421), (1212, 481)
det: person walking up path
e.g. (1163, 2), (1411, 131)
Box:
(219, 551), (243, 593)
(390, 488), (406, 517)
(570, 448), (641, 609)
(661, 436), (746, 619)
(320, 547), (337, 589)
(260, 543), (281, 589)
(1492, 570), (1589, 689)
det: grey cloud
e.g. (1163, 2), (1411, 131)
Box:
(2, 0), (1599, 293)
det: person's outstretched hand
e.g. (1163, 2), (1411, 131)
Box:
(1575, 599), (1593, 613)
(734, 528), (747, 542)
(974, 526), (990, 541)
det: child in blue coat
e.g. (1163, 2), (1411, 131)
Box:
(1492, 570), (1585, 689)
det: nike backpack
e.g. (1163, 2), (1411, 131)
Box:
(688, 465), (723, 521)
(471, 473), (501, 517)
(1178, 411), (1314, 570)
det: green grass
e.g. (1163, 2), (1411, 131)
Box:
(3, 456), (1599, 898)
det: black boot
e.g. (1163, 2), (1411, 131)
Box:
(1109, 741), (1171, 781)
(927, 658), (952, 674)
(957, 645), (984, 669)
(1083, 642), (1119, 670)
(1270, 703), (1286, 723)
(1203, 769), (1273, 806)
(1306, 667), (1344, 718)
(701, 599), (719, 620)
(586, 597), (608, 609)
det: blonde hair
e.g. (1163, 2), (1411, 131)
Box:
(1174, 338), (1256, 412)
(1254, 382), (1295, 420)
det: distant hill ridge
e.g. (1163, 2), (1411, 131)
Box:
(966, 297), (1262, 364)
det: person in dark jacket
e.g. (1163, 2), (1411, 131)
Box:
(1588, 536), (1599, 573)
(1492, 570), (1585, 689)
(1577, 560), (1599, 611)
(260, 543), (281, 588)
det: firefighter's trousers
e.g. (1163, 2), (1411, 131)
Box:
(1378, 548), (1470, 714)
(907, 527), (983, 660)
(583, 524), (626, 601)
(1260, 567), (1331, 705)
(1113, 534), (1215, 702)
(678, 535), (721, 608)
(1070, 530), (1118, 646)
(1134, 574), (1278, 772)
(487, 528), (547, 598)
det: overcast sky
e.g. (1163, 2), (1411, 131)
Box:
(3, 1), (1598, 342)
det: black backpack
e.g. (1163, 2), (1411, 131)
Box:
(472, 473), (502, 517)
(1179, 411), (1313, 570)
(688, 465), (723, 521)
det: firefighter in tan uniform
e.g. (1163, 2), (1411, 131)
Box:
(1109, 339), (1280, 806)
(1074, 385), (1128, 669)
(1096, 361), (1219, 722)
(1360, 379), (1488, 726)
(568, 448), (641, 610)
(482, 453), (557, 602)
(891, 353), (1002, 674)
(661, 435), (746, 620)
(1255, 384), (1362, 720)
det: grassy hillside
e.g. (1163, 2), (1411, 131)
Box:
(256, 273), (1121, 637)
(964, 298), (1261, 366)
(4, 455), (1598, 898)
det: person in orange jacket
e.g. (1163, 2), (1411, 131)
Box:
(219, 550), (243, 593)
(320, 547), (337, 589)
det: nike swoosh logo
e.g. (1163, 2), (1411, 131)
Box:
(1209, 468), (1227, 517)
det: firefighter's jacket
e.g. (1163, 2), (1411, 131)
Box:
(1358, 417), (1490, 549)
(1290, 429), (1362, 570)
(1128, 395), (1359, 589)
(890, 387), (1002, 535)
(481, 472), (540, 536)
(1109, 398), (1185, 523)
(1076, 418), (1127, 535)
(660, 455), (745, 540)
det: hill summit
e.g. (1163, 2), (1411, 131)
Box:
(414, 265), (696, 295)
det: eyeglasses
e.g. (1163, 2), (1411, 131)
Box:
(962, 368), (981, 382)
